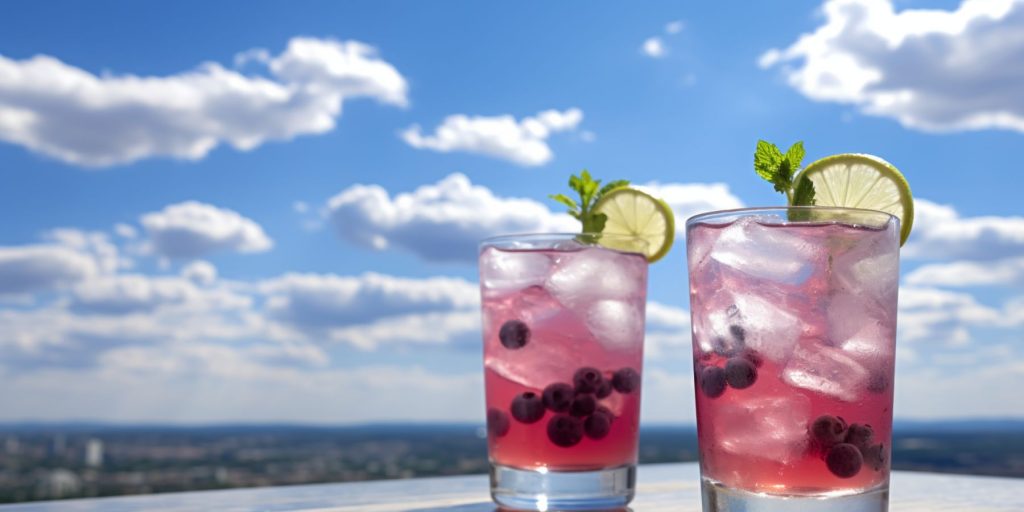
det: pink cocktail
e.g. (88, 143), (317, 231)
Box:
(479, 234), (648, 510)
(687, 207), (899, 511)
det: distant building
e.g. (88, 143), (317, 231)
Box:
(49, 434), (66, 457)
(37, 469), (80, 499)
(85, 438), (104, 468)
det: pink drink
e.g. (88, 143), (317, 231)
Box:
(479, 235), (648, 509)
(687, 209), (899, 508)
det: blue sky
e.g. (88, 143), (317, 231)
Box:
(0, 0), (1022, 424)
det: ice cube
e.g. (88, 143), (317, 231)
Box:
(830, 237), (899, 300)
(714, 394), (811, 464)
(585, 299), (643, 349)
(545, 247), (645, 308)
(693, 291), (804, 362)
(484, 287), (619, 387)
(826, 292), (894, 350)
(711, 217), (820, 284)
(479, 247), (553, 297)
(783, 338), (870, 401)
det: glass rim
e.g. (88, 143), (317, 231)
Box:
(685, 205), (898, 227)
(479, 232), (649, 255)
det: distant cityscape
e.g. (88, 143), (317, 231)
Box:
(0, 422), (1022, 503)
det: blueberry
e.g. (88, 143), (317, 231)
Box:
(826, 443), (863, 478)
(573, 367), (605, 394)
(845, 423), (874, 450)
(487, 408), (510, 438)
(867, 371), (889, 393)
(612, 367), (641, 394)
(499, 320), (531, 350)
(547, 414), (584, 447)
(510, 392), (546, 424)
(584, 409), (614, 440)
(725, 357), (757, 389)
(569, 394), (597, 417)
(739, 348), (764, 368)
(699, 366), (727, 398)
(542, 383), (574, 413)
(729, 324), (746, 343)
(595, 378), (613, 399)
(862, 443), (886, 471)
(811, 415), (849, 453)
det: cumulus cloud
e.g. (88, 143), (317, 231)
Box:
(400, 109), (583, 166)
(760, 0), (1024, 133)
(0, 245), (97, 295)
(261, 272), (478, 328)
(0, 37), (407, 167)
(181, 260), (217, 286)
(644, 302), (692, 358)
(904, 198), (1024, 260)
(905, 257), (1024, 287)
(140, 201), (273, 259)
(665, 21), (685, 34)
(897, 286), (1004, 345)
(69, 274), (203, 314)
(642, 37), (667, 58)
(325, 173), (576, 262)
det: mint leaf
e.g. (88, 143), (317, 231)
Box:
(548, 193), (578, 210)
(774, 158), (793, 194)
(754, 139), (808, 204)
(551, 170), (631, 234)
(754, 140), (783, 182)
(792, 177), (816, 206)
(785, 141), (805, 172)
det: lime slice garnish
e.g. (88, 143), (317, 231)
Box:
(794, 153), (914, 246)
(593, 187), (675, 262)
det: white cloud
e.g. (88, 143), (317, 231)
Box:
(905, 256), (1024, 287)
(665, 20), (685, 34)
(400, 108), (583, 166)
(644, 301), (692, 358)
(70, 274), (203, 314)
(897, 286), (1004, 345)
(140, 201), (273, 259)
(760, 0), (1024, 134)
(113, 223), (137, 239)
(325, 173), (576, 262)
(181, 260), (217, 286)
(638, 182), (745, 234)
(642, 37), (667, 58)
(260, 272), (478, 329)
(0, 245), (97, 295)
(0, 37), (407, 167)
(904, 198), (1024, 260)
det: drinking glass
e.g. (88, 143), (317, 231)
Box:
(686, 207), (899, 511)
(479, 233), (648, 510)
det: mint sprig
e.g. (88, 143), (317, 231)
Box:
(754, 140), (816, 205)
(550, 170), (629, 233)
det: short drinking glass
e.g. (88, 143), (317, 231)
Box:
(687, 207), (899, 511)
(479, 233), (649, 510)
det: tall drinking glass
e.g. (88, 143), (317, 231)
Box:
(686, 207), (899, 511)
(479, 234), (649, 510)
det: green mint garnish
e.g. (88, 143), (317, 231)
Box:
(754, 139), (816, 205)
(550, 170), (629, 233)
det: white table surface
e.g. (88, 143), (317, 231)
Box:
(1, 463), (1022, 511)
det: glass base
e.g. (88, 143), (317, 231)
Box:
(702, 477), (888, 512)
(490, 463), (635, 511)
